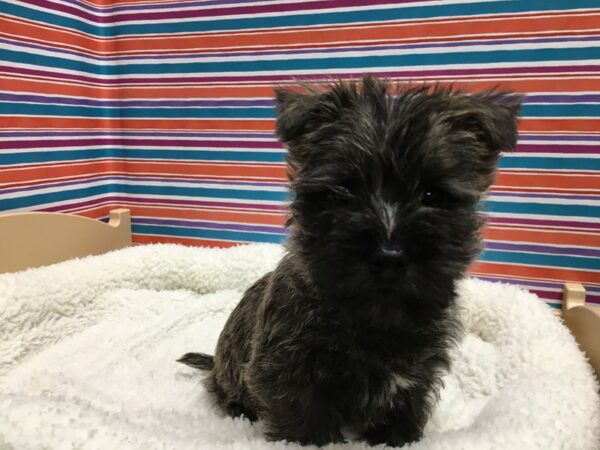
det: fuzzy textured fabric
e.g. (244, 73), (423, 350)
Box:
(0, 243), (598, 449)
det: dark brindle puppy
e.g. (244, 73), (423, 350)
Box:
(178, 77), (521, 447)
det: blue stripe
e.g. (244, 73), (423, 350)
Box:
(484, 200), (600, 218)
(0, 185), (114, 211)
(4, 0), (598, 37)
(133, 224), (285, 243)
(2, 102), (598, 119)
(499, 156), (600, 171)
(0, 2), (99, 36)
(0, 103), (274, 118)
(2, 45), (600, 75)
(480, 250), (600, 271)
(0, 148), (286, 165)
(521, 104), (600, 117)
(0, 183), (288, 210)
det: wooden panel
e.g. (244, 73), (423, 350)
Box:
(562, 283), (600, 380)
(0, 209), (131, 273)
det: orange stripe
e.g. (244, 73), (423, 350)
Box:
(0, 161), (287, 185)
(484, 227), (600, 247)
(5, 159), (284, 171)
(0, 17), (109, 52)
(519, 119), (600, 133)
(495, 172), (600, 191)
(470, 261), (600, 284)
(0, 117), (275, 131)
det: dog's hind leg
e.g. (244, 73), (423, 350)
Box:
(205, 370), (258, 422)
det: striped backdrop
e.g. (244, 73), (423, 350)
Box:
(0, 0), (598, 307)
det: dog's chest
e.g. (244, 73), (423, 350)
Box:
(358, 370), (414, 410)
(340, 329), (416, 408)
(339, 368), (414, 437)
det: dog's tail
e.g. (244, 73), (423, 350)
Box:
(176, 352), (214, 370)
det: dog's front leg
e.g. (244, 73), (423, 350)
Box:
(259, 393), (344, 446)
(245, 350), (346, 446)
(363, 386), (430, 447)
(363, 406), (423, 447)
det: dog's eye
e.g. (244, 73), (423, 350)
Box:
(421, 189), (444, 207)
(337, 186), (352, 196)
(332, 184), (353, 198)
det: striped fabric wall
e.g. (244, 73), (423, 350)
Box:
(1, 0), (598, 307)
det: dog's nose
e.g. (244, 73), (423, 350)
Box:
(373, 245), (406, 269)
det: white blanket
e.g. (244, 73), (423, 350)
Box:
(0, 244), (598, 449)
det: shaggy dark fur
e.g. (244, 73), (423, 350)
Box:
(178, 77), (521, 447)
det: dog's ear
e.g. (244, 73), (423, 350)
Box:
(274, 82), (359, 144)
(461, 91), (522, 152)
(447, 91), (522, 191)
(274, 88), (321, 144)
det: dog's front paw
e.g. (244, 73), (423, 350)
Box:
(364, 423), (422, 447)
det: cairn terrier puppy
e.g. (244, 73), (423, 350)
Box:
(178, 77), (521, 446)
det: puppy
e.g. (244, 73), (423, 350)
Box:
(178, 77), (521, 446)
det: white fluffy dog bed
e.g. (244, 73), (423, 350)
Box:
(0, 244), (598, 449)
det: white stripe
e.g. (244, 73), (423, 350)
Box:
(488, 195), (600, 206)
(517, 140), (600, 146)
(493, 188), (600, 194)
(498, 169), (599, 174)
(485, 238), (598, 250)
(497, 170), (599, 176)
(1, 100), (272, 109)
(0, 135), (276, 142)
(488, 211), (600, 223)
(503, 153), (600, 158)
(0, 91), (275, 103)
(486, 247), (598, 260)
(0, 144), (281, 153)
(1, 172), (284, 187)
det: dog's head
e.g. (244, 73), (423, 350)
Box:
(275, 77), (521, 310)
